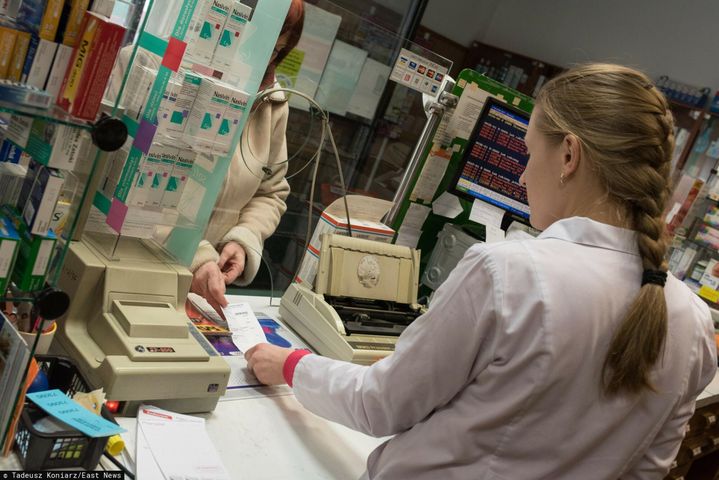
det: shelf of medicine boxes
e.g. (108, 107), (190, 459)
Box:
(0, 101), (96, 131)
(669, 100), (719, 176)
(0, 130), (104, 303)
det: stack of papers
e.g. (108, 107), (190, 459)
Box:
(137, 406), (230, 480)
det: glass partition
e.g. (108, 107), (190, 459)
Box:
(82, 0), (291, 269)
(240, 0), (452, 297)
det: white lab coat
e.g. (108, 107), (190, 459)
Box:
(293, 217), (717, 480)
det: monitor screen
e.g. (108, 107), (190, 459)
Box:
(449, 97), (531, 219)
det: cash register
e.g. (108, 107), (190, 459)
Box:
(54, 234), (230, 415)
(280, 233), (423, 364)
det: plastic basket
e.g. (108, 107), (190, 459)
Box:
(14, 355), (117, 471)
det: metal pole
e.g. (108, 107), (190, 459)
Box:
(384, 82), (457, 228)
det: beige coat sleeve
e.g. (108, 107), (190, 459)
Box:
(219, 101), (290, 285)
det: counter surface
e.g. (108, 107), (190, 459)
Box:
(1, 294), (717, 476)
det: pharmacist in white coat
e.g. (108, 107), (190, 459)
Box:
(247, 64), (718, 479)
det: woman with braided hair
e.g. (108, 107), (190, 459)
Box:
(246, 64), (717, 479)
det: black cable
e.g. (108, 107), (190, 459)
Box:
(103, 451), (135, 479)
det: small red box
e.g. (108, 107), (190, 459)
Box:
(57, 12), (126, 121)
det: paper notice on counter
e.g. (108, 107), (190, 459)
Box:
(432, 191), (463, 218)
(222, 303), (266, 353)
(410, 152), (451, 202)
(446, 82), (490, 141)
(137, 406), (230, 480)
(470, 199), (505, 228)
(279, 4), (341, 110)
(315, 40), (367, 116)
(347, 58), (391, 120)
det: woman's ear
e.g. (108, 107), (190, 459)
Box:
(561, 133), (582, 178)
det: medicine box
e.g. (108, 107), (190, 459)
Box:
(186, 0), (232, 64)
(0, 162), (27, 207)
(211, 1), (252, 69)
(0, 214), (20, 295)
(0, 139), (23, 163)
(183, 77), (233, 152)
(161, 149), (195, 209)
(57, 11), (126, 120)
(16, 159), (64, 236)
(13, 223), (56, 292)
(213, 89), (248, 154)
(24, 118), (90, 170)
(165, 71), (202, 135)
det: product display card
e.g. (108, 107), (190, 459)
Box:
(26, 389), (125, 438)
(389, 47), (448, 96)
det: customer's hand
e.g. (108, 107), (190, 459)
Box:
(191, 261), (228, 314)
(219, 241), (246, 285)
(245, 343), (293, 385)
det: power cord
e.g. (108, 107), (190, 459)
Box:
(102, 451), (135, 479)
(252, 87), (353, 243)
(235, 87), (354, 294)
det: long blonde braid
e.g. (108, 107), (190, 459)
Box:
(536, 64), (675, 395)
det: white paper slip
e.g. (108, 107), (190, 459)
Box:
(432, 191), (463, 218)
(470, 199), (505, 228)
(222, 303), (267, 353)
(137, 406), (230, 480)
(485, 225), (506, 243)
(395, 226), (422, 248)
(402, 203), (431, 230)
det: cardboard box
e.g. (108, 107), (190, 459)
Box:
(156, 77), (182, 134)
(24, 37), (57, 88)
(213, 89), (247, 154)
(16, 159), (64, 236)
(12, 223), (56, 292)
(4, 114), (32, 148)
(7, 30), (30, 81)
(38, 0), (64, 41)
(0, 162), (27, 207)
(0, 139), (23, 163)
(0, 79), (52, 109)
(24, 118), (90, 170)
(161, 149), (195, 209)
(0, 26), (18, 78)
(295, 211), (395, 287)
(186, 0), (232, 64)
(57, 11), (126, 120)
(62, 0), (91, 47)
(144, 145), (177, 208)
(183, 77), (232, 151)
(211, 1), (252, 69)
(165, 71), (202, 135)
(44, 43), (73, 99)
(0, 214), (20, 294)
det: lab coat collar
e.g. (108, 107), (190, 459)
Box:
(538, 217), (640, 256)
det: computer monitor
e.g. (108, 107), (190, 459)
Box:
(449, 97), (531, 220)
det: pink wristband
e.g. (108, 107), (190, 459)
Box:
(283, 349), (312, 387)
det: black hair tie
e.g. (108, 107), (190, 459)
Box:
(642, 269), (667, 287)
